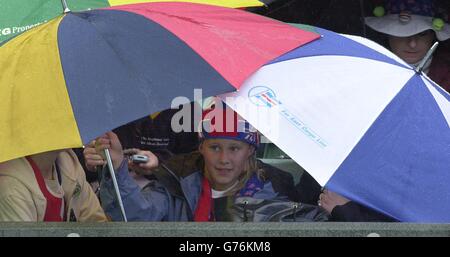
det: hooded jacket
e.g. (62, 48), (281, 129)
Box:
(0, 150), (107, 222)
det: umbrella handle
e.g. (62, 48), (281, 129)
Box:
(104, 149), (128, 222)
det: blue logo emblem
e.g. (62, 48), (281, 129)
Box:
(247, 86), (328, 148)
(248, 86), (281, 107)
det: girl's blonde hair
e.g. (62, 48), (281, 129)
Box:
(227, 152), (265, 196)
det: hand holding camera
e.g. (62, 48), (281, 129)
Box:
(124, 149), (158, 175)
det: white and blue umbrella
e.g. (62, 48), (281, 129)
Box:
(220, 26), (450, 222)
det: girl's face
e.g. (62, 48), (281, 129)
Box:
(199, 139), (254, 191)
(388, 30), (435, 64)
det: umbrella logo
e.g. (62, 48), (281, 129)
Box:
(247, 86), (327, 148)
(0, 21), (46, 38)
(248, 86), (281, 108)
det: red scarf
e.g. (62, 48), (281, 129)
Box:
(26, 157), (63, 222)
(194, 177), (214, 221)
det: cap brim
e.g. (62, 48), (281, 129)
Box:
(365, 14), (450, 41)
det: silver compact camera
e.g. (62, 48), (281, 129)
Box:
(130, 154), (149, 164)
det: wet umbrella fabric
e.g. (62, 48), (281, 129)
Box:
(0, 2), (318, 163)
(0, 0), (264, 43)
(221, 26), (450, 222)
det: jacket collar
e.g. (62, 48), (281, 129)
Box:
(178, 172), (279, 214)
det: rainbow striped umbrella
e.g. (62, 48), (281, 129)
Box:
(0, 0), (264, 43)
(0, 2), (318, 163)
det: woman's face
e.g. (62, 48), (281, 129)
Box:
(388, 30), (436, 64)
(199, 139), (254, 191)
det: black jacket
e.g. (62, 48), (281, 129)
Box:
(331, 201), (397, 222)
(76, 106), (199, 182)
(113, 106), (199, 160)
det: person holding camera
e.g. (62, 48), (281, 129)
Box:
(81, 105), (200, 190)
(92, 102), (327, 221)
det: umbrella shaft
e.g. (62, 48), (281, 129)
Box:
(104, 149), (128, 222)
(60, 0), (71, 13)
(415, 42), (439, 73)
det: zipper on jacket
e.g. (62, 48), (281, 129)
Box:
(243, 200), (249, 222)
